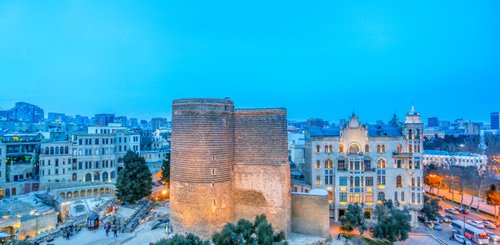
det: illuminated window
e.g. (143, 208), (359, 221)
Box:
(377, 145), (381, 153)
(377, 192), (385, 201)
(377, 159), (386, 168)
(316, 176), (321, 186)
(349, 144), (360, 154)
(396, 175), (402, 188)
(397, 144), (402, 154)
(316, 145), (321, 153)
(339, 144), (344, 153)
(365, 193), (374, 202)
(339, 192), (348, 202)
(411, 178), (415, 187)
(316, 160), (321, 169)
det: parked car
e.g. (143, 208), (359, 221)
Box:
(483, 219), (499, 227)
(433, 222), (442, 231)
(483, 221), (496, 229)
(459, 208), (470, 214)
(426, 221), (434, 229)
(446, 208), (460, 215)
(439, 215), (451, 223)
(454, 234), (472, 245)
(445, 215), (458, 221)
(467, 220), (485, 228)
(434, 216), (443, 223)
(486, 231), (500, 242)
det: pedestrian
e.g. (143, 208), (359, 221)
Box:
(113, 227), (118, 237)
(337, 233), (341, 240)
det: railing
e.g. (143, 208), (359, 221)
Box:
(392, 152), (413, 157)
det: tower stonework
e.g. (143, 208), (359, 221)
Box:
(170, 98), (292, 239)
(170, 98), (235, 238)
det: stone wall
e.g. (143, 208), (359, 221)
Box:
(291, 190), (330, 238)
(232, 164), (291, 234)
(170, 98), (235, 239)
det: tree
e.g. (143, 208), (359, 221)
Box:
(486, 184), (500, 219)
(211, 214), (285, 245)
(373, 200), (411, 242)
(424, 174), (442, 195)
(161, 152), (171, 185)
(116, 150), (153, 204)
(420, 198), (442, 220)
(340, 203), (367, 236)
(154, 233), (209, 245)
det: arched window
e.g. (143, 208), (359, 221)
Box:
(365, 144), (370, 153)
(401, 192), (405, 201)
(65, 146), (69, 154)
(60, 146), (64, 154)
(412, 178), (415, 187)
(377, 159), (386, 168)
(316, 160), (321, 169)
(110, 171), (116, 179)
(408, 129), (413, 139)
(11, 188), (16, 196)
(376, 145), (381, 153)
(50, 147), (54, 155)
(94, 172), (100, 181)
(45, 147), (49, 155)
(381, 145), (386, 153)
(328, 145), (333, 153)
(85, 173), (92, 182)
(55, 147), (59, 155)
(394, 191), (398, 201)
(339, 144), (344, 153)
(324, 145), (329, 153)
(378, 192), (385, 201)
(349, 144), (360, 154)
(354, 177), (360, 187)
(397, 144), (402, 154)
(293, 186), (298, 192)
(417, 177), (421, 187)
(396, 175), (402, 188)
(316, 145), (321, 153)
(102, 172), (109, 182)
(72, 173), (77, 181)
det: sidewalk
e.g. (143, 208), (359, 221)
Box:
(424, 185), (497, 217)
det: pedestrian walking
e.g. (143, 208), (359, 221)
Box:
(337, 233), (341, 240)
(113, 227), (118, 237)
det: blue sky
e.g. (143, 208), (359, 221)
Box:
(0, 1), (499, 123)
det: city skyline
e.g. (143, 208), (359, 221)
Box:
(1, 1), (499, 122)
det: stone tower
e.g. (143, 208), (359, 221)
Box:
(170, 98), (291, 239)
(170, 98), (235, 238)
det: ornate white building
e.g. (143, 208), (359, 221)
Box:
(303, 106), (424, 227)
(423, 150), (487, 170)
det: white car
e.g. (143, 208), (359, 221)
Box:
(467, 220), (485, 228)
(486, 231), (500, 242)
(483, 221), (497, 229)
(454, 234), (472, 245)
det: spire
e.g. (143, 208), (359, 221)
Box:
(410, 104), (415, 114)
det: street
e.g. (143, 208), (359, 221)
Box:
(421, 195), (500, 244)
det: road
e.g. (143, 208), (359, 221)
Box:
(422, 195), (500, 244)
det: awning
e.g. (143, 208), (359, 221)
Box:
(0, 232), (13, 238)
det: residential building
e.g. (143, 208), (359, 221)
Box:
(3, 102), (45, 122)
(427, 116), (438, 127)
(39, 124), (140, 183)
(423, 150), (487, 170)
(94, 114), (115, 126)
(0, 134), (42, 199)
(304, 106), (424, 227)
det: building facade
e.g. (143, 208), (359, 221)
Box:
(39, 125), (140, 183)
(304, 107), (424, 227)
(423, 150), (487, 170)
(491, 112), (499, 130)
(0, 134), (42, 199)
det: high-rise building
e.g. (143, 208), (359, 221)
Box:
(94, 114), (115, 126)
(114, 116), (128, 127)
(491, 112), (499, 130)
(48, 112), (66, 122)
(427, 116), (439, 127)
(10, 102), (44, 122)
(304, 106), (424, 227)
(150, 117), (168, 130)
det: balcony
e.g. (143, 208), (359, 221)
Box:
(392, 152), (413, 157)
